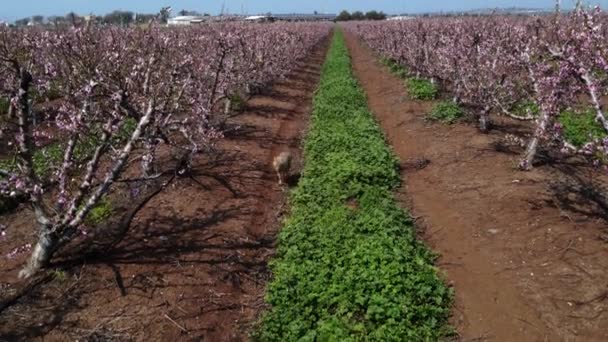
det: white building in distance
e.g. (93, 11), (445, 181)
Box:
(167, 16), (207, 25)
(386, 16), (414, 21)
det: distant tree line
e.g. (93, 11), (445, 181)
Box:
(335, 10), (387, 21)
(177, 10), (210, 16)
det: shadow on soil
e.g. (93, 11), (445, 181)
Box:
(0, 148), (279, 340)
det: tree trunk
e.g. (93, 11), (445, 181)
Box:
(19, 230), (59, 279)
(479, 107), (491, 133)
(520, 135), (539, 171)
(7, 98), (14, 120)
(520, 109), (551, 171)
(224, 98), (232, 115)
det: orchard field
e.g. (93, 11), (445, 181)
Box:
(1, 6), (608, 341)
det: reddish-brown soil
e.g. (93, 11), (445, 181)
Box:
(0, 39), (328, 341)
(344, 31), (608, 341)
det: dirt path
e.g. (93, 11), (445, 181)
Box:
(0, 38), (329, 341)
(344, 31), (608, 341)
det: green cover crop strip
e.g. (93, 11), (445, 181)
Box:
(255, 30), (451, 341)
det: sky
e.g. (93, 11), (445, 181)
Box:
(2, 0), (608, 21)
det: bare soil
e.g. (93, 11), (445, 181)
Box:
(0, 38), (328, 341)
(344, 31), (608, 341)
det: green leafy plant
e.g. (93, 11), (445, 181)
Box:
(428, 101), (464, 124)
(228, 93), (247, 112)
(559, 108), (607, 147)
(111, 117), (137, 145)
(512, 101), (540, 118)
(379, 57), (396, 68)
(31, 143), (65, 177)
(406, 77), (438, 100)
(84, 198), (113, 226)
(50, 269), (68, 282)
(381, 57), (409, 79)
(0, 97), (9, 114)
(254, 30), (451, 342)
(0, 156), (13, 172)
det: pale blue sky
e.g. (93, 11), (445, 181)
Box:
(2, 0), (608, 21)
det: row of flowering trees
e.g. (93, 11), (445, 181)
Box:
(347, 6), (608, 170)
(0, 21), (330, 278)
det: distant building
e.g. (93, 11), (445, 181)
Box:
(386, 16), (414, 21)
(167, 16), (207, 25)
(167, 13), (335, 25)
(244, 15), (273, 22)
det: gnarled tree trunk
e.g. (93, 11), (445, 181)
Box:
(19, 229), (60, 279)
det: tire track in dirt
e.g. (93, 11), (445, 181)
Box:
(344, 30), (608, 341)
